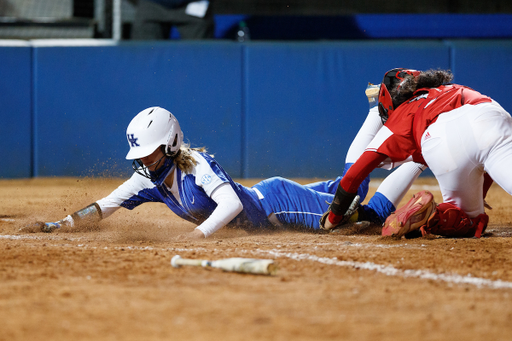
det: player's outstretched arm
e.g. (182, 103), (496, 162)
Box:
(23, 203), (103, 233)
(23, 173), (152, 233)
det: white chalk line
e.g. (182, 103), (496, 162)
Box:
(0, 234), (85, 241)
(252, 249), (512, 290)
(165, 246), (512, 290)
(2, 234), (511, 290)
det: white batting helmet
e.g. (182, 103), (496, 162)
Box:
(125, 106), (184, 160)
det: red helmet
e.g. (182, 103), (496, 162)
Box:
(378, 68), (420, 123)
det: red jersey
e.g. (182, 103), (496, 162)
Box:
(366, 84), (492, 165)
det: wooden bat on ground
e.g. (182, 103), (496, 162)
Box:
(171, 255), (277, 275)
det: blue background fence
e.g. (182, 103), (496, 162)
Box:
(2, 38), (512, 179)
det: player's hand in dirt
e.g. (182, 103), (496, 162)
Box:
(18, 222), (44, 233)
(19, 221), (61, 233)
(19, 215), (75, 233)
(174, 229), (206, 241)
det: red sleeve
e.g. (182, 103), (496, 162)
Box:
(461, 87), (492, 106)
(340, 151), (388, 194)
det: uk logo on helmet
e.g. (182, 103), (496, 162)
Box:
(127, 134), (140, 147)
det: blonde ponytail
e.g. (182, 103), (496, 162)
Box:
(174, 143), (209, 173)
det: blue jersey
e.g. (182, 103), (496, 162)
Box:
(96, 151), (338, 231)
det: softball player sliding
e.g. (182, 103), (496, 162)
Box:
(36, 106), (379, 239)
(322, 68), (512, 239)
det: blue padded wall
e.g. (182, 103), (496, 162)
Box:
(449, 40), (512, 111)
(2, 39), (511, 180)
(243, 41), (450, 178)
(0, 42), (32, 178)
(32, 41), (243, 177)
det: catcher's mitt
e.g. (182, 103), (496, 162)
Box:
(319, 195), (360, 231)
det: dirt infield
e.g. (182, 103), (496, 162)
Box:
(1, 177), (512, 341)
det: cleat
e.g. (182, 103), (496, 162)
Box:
(382, 190), (436, 238)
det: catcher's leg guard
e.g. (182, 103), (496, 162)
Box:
(381, 190), (436, 238)
(420, 203), (489, 238)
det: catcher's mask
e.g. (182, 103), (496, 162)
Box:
(132, 147), (180, 186)
(378, 68), (420, 124)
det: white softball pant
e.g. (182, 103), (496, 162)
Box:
(421, 102), (512, 217)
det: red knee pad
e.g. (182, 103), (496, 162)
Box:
(422, 203), (488, 238)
